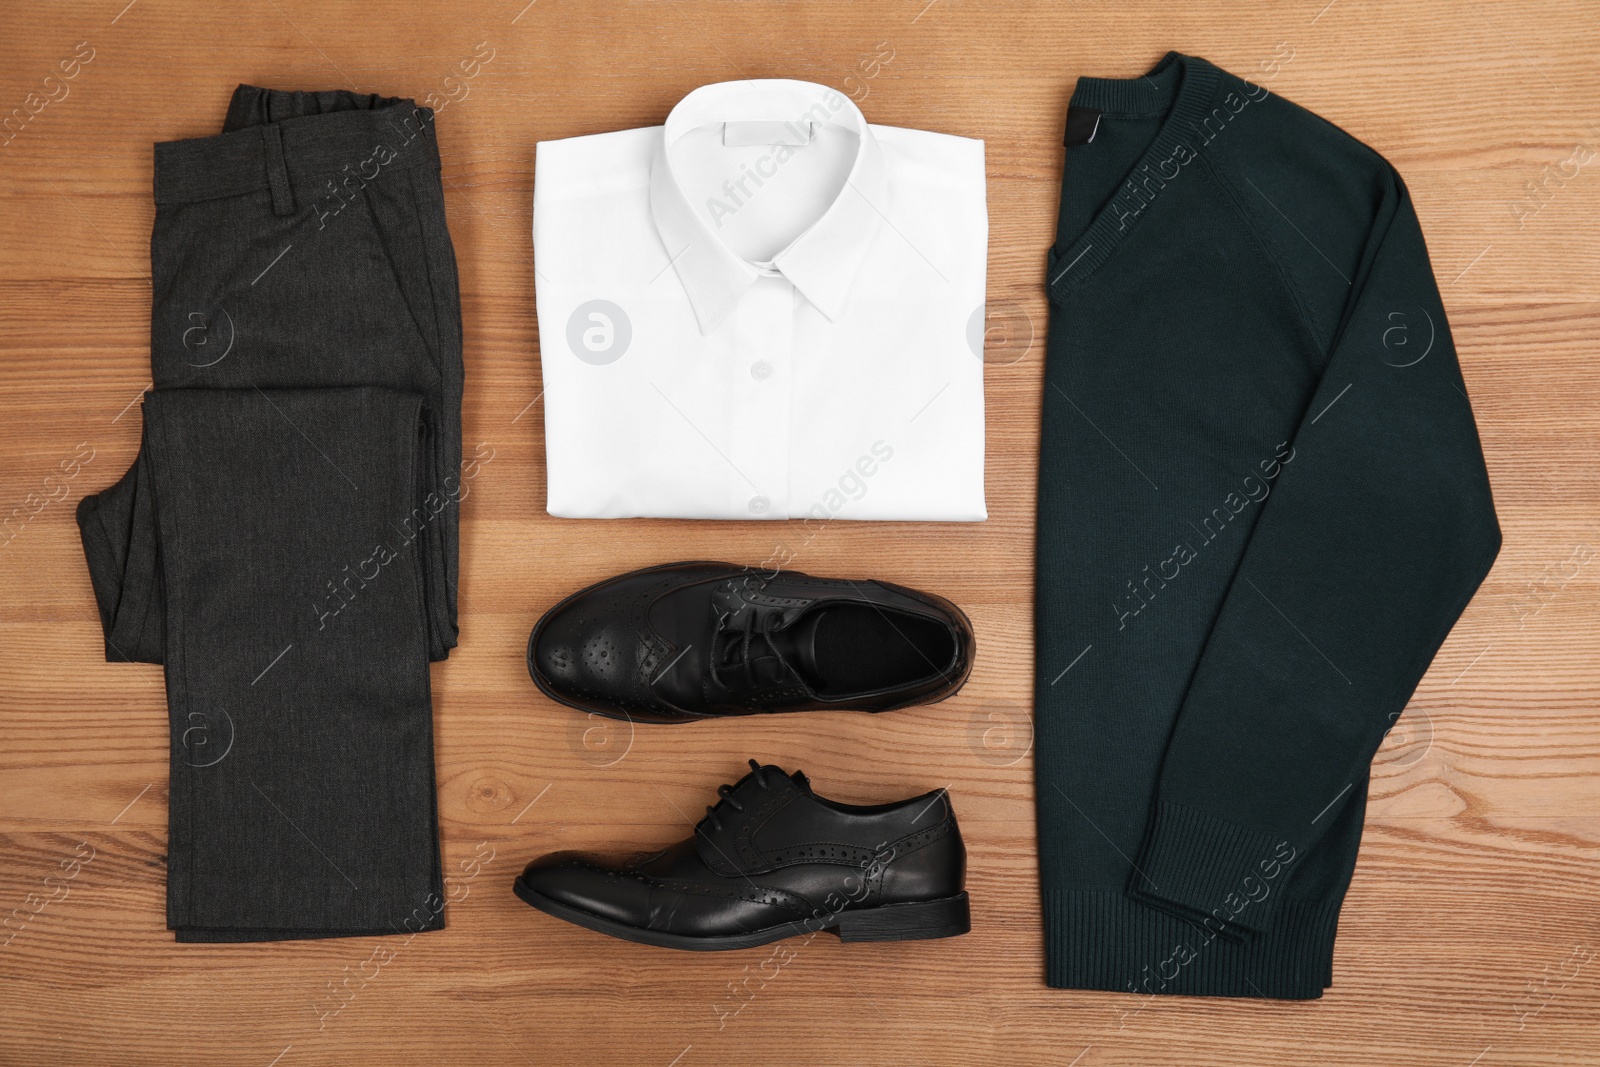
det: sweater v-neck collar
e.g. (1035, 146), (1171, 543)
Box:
(1046, 52), (1220, 303)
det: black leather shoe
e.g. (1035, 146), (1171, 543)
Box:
(513, 761), (970, 950)
(527, 561), (973, 724)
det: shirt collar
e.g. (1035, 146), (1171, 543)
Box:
(649, 79), (890, 335)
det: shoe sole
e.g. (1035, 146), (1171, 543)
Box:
(525, 560), (976, 724)
(513, 878), (971, 951)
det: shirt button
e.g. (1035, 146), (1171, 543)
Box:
(750, 360), (773, 381)
(748, 495), (769, 515)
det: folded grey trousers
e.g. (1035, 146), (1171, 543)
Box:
(76, 86), (464, 941)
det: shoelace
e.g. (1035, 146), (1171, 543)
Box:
(706, 606), (798, 692)
(702, 758), (769, 832)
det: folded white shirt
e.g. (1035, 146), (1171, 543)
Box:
(532, 78), (987, 521)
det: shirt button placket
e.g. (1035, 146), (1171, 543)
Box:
(739, 277), (791, 518)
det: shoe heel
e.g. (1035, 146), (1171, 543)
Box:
(833, 893), (971, 942)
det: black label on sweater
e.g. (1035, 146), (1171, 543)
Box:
(1064, 107), (1101, 147)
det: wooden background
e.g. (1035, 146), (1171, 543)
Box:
(2, 1), (1598, 1064)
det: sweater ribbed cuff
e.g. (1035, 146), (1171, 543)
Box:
(1045, 889), (1340, 998)
(1128, 801), (1301, 938)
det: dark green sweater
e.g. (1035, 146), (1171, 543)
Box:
(1034, 52), (1500, 999)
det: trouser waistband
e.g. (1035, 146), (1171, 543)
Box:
(153, 84), (439, 217)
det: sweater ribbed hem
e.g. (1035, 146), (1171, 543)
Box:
(1128, 800), (1299, 937)
(1044, 888), (1340, 999)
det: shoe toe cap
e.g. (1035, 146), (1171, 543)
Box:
(517, 852), (648, 924)
(531, 604), (634, 695)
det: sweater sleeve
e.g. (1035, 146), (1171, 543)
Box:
(1125, 164), (1500, 936)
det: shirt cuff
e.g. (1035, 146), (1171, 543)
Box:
(1126, 800), (1302, 939)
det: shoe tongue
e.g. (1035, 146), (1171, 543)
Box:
(745, 763), (803, 794)
(726, 607), (824, 690)
(696, 763), (810, 874)
(770, 609), (825, 687)
(798, 611), (826, 677)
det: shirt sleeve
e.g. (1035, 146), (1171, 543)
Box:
(1124, 163), (1501, 937)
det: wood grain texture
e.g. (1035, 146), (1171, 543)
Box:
(2, 1), (1598, 1064)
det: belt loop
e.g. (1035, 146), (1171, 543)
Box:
(261, 124), (296, 217)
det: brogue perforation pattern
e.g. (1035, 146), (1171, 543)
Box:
(759, 815), (955, 870)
